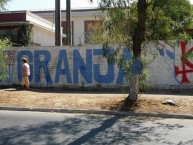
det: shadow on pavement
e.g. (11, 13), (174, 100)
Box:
(5, 87), (127, 94)
(0, 114), (191, 145)
(3, 86), (193, 96)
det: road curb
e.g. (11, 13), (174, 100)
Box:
(0, 106), (193, 119)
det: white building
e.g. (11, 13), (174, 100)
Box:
(0, 11), (58, 46)
(33, 9), (102, 46)
(0, 9), (102, 46)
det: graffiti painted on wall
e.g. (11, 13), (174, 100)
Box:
(3, 51), (16, 82)
(175, 41), (193, 84)
(3, 41), (193, 87)
(16, 48), (132, 85)
(158, 41), (193, 84)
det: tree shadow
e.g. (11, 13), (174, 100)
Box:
(4, 86), (193, 97)
(108, 97), (137, 112)
(5, 87), (126, 94)
(0, 113), (188, 145)
(144, 88), (193, 96)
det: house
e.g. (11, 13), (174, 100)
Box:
(0, 9), (102, 46)
(0, 11), (60, 46)
(33, 8), (102, 45)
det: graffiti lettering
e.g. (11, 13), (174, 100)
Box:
(55, 50), (72, 83)
(17, 48), (132, 85)
(93, 49), (114, 83)
(34, 50), (53, 84)
(73, 49), (92, 83)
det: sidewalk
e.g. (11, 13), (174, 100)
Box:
(0, 87), (193, 119)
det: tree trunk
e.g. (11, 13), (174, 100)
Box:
(129, 73), (140, 102)
(128, 0), (147, 102)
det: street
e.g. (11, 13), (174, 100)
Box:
(0, 110), (193, 145)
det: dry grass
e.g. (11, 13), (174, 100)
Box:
(1, 88), (193, 115)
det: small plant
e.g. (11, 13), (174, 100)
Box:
(17, 23), (33, 46)
(0, 38), (11, 80)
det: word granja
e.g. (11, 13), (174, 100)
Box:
(17, 49), (131, 85)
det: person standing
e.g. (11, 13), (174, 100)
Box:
(21, 58), (30, 89)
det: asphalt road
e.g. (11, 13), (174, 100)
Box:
(0, 110), (193, 145)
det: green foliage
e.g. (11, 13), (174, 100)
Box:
(0, 0), (12, 80)
(0, 38), (11, 80)
(90, 0), (193, 43)
(102, 42), (150, 91)
(0, 30), (18, 46)
(146, 0), (193, 41)
(0, 0), (11, 11)
(17, 23), (33, 46)
(178, 32), (192, 43)
(89, 0), (193, 91)
(1, 23), (33, 46)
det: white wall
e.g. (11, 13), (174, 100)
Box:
(33, 26), (55, 46)
(1, 41), (193, 89)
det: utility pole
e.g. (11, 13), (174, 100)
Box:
(66, 0), (71, 45)
(55, 0), (61, 46)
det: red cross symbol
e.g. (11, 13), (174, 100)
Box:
(175, 41), (193, 83)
